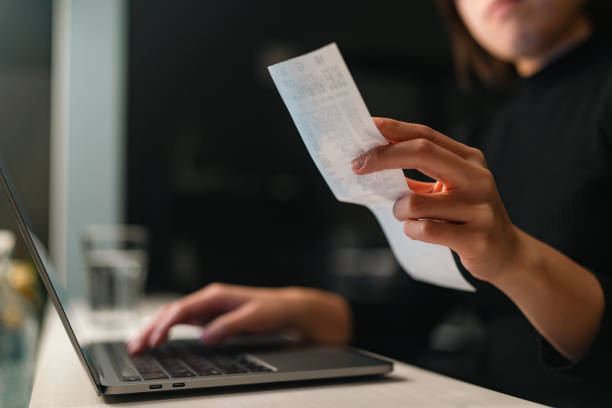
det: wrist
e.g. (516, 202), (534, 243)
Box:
(281, 287), (352, 344)
(488, 228), (542, 291)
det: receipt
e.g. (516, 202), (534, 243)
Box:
(268, 43), (475, 292)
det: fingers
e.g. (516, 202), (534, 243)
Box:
(405, 179), (436, 194)
(352, 138), (480, 189)
(126, 303), (196, 355)
(126, 321), (157, 355)
(393, 193), (476, 224)
(372, 117), (486, 166)
(146, 303), (198, 348)
(402, 218), (467, 249)
(126, 284), (247, 355)
(200, 303), (262, 345)
(405, 179), (448, 194)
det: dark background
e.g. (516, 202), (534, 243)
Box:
(126, 0), (501, 362)
(127, 0), (471, 290)
(0, 0), (501, 376)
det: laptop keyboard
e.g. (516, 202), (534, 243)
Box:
(107, 343), (273, 382)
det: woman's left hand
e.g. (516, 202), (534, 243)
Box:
(352, 117), (521, 282)
(352, 118), (606, 361)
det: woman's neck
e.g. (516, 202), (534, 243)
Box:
(515, 17), (592, 77)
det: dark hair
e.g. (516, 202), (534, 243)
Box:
(435, 0), (612, 90)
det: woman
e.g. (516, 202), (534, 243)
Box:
(128, 0), (612, 404)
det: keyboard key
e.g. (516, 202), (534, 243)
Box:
(200, 369), (222, 376)
(151, 353), (197, 378)
(118, 367), (142, 381)
(120, 343), (276, 380)
(141, 372), (169, 380)
(121, 375), (142, 381)
(170, 370), (197, 378)
(106, 343), (143, 382)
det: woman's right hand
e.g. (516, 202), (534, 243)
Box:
(126, 283), (352, 355)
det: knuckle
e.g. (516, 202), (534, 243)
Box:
(166, 301), (183, 318)
(206, 282), (225, 293)
(478, 205), (496, 228)
(412, 138), (435, 155)
(482, 168), (495, 183)
(412, 123), (439, 144)
(469, 147), (487, 165)
(415, 124), (436, 138)
(406, 194), (426, 217)
(476, 168), (496, 194)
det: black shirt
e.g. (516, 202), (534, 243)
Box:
(353, 33), (612, 407)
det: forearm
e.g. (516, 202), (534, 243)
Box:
(489, 228), (605, 361)
(351, 117), (607, 362)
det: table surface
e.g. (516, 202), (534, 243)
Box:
(29, 299), (545, 407)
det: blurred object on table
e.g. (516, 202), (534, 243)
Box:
(0, 230), (38, 407)
(82, 225), (149, 328)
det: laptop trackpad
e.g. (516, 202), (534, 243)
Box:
(249, 346), (385, 372)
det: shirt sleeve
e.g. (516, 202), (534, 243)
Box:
(598, 67), (612, 153)
(538, 270), (612, 383)
(539, 70), (612, 380)
(347, 277), (457, 357)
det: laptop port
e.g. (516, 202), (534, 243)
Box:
(149, 384), (162, 390)
(172, 383), (186, 388)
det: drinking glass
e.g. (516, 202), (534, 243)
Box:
(82, 225), (148, 328)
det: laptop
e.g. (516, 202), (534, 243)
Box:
(0, 163), (392, 396)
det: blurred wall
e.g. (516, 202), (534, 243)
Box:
(49, 0), (126, 296)
(0, 1), (51, 254)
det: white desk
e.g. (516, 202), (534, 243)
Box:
(30, 300), (544, 407)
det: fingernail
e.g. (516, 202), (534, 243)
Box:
(351, 156), (365, 172)
(373, 117), (383, 127)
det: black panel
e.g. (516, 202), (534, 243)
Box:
(126, 1), (456, 294)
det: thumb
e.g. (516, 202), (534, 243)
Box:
(350, 144), (392, 175)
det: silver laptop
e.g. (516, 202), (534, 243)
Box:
(0, 163), (392, 396)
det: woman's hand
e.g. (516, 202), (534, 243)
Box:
(352, 117), (520, 282)
(126, 283), (352, 355)
(352, 117), (604, 361)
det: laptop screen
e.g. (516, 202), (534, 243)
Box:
(0, 162), (102, 395)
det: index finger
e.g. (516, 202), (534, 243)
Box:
(126, 302), (199, 355)
(353, 138), (475, 189)
(127, 287), (246, 354)
(373, 117), (482, 164)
